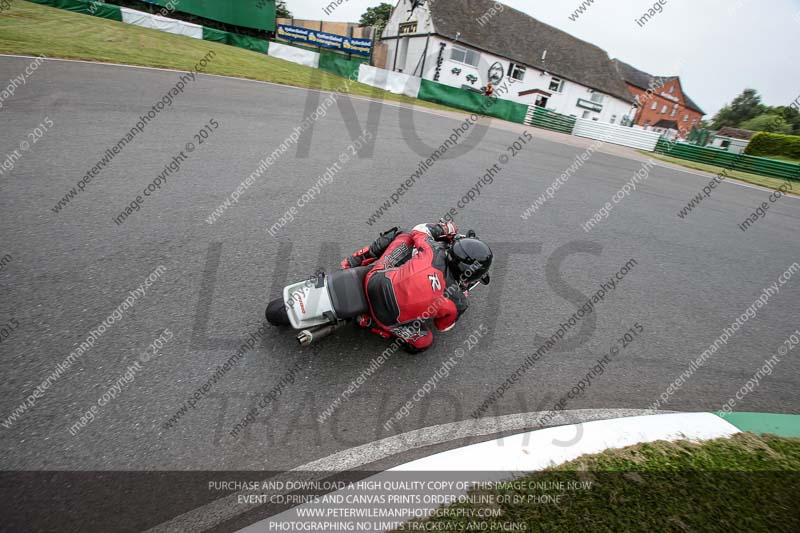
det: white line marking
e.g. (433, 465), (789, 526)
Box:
(144, 408), (659, 532)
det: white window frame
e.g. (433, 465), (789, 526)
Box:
(509, 63), (526, 81)
(450, 45), (480, 67)
(549, 77), (564, 93)
(651, 101), (658, 110)
(661, 104), (668, 114)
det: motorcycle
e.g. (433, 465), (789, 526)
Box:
(265, 232), (490, 347)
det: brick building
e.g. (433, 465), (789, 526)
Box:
(613, 59), (704, 138)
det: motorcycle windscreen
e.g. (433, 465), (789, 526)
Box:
(283, 279), (335, 330)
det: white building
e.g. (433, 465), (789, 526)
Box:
(708, 127), (756, 154)
(381, 0), (635, 123)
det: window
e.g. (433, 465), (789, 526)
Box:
(610, 115), (617, 124)
(671, 105), (677, 117)
(661, 104), (668, 114)
(684, 114), (689, 122)
(669, 85), (675, 94)
(590, 92), (604, 104)
(651, 101), (658, 110)
(450, 46), (480, 67)
(398, 22), (418, 35)
(582, 110), (591, 119)
(549, 77), (564, 92)
(509, 63), (526, 81)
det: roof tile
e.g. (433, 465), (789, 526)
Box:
(427, 0), (634, 103)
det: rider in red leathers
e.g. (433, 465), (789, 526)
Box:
(341, 222), (492, 353)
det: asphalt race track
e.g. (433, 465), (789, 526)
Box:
(1, 56), (799, 529)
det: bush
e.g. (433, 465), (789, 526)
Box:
(745, 132), (800, 159)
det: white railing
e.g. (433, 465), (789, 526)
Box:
(572, 118), (662, 151)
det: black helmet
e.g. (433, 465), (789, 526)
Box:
(447, 237), (493, 285)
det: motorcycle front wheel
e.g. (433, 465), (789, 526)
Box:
(265, 298), (290, 326)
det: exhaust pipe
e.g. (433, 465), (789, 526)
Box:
(297, 323), (342, 346)
(296, 329), (315, 346)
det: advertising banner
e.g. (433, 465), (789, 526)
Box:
(277, 24), (372, 57)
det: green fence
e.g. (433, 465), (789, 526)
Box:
(140, 0), (276, 32)
(417, 80), (528, 124)
(28, 0), (122, 21)
(30, 0), (271, 55)
(527, 107), (576, 134)
(655, 139), (800, 181)
(318, 52), (364, 80)
(202, 27), (269, 54)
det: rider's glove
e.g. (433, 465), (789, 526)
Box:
(341, 246), (376, 269)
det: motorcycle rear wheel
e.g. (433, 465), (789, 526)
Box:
(265, 298), (290, 326)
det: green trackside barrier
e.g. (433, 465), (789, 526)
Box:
(318, 53), (362, 81)
(139, 0), (276, 32)
(655, 138), (800, 181)
(227, 33), (269, 54)
(201, 26), (230, 45)
(27, 0), (122, 21)
(417, 79), (528, 124)
(528, 106), (576, 134)
(202, 27), (269, 54)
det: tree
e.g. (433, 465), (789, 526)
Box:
(740, 113), (792, 134)
(276, 0), (291, 18)
(711, 89), (765, 129)
(359, 3), (393, 28)
(774, 105), (800, 135)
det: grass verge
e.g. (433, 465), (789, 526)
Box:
(767, 154), (800, 165)
(645, 151), (799, 195)
(0, 0), (452, 113)
(396, 433), (800, 532)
